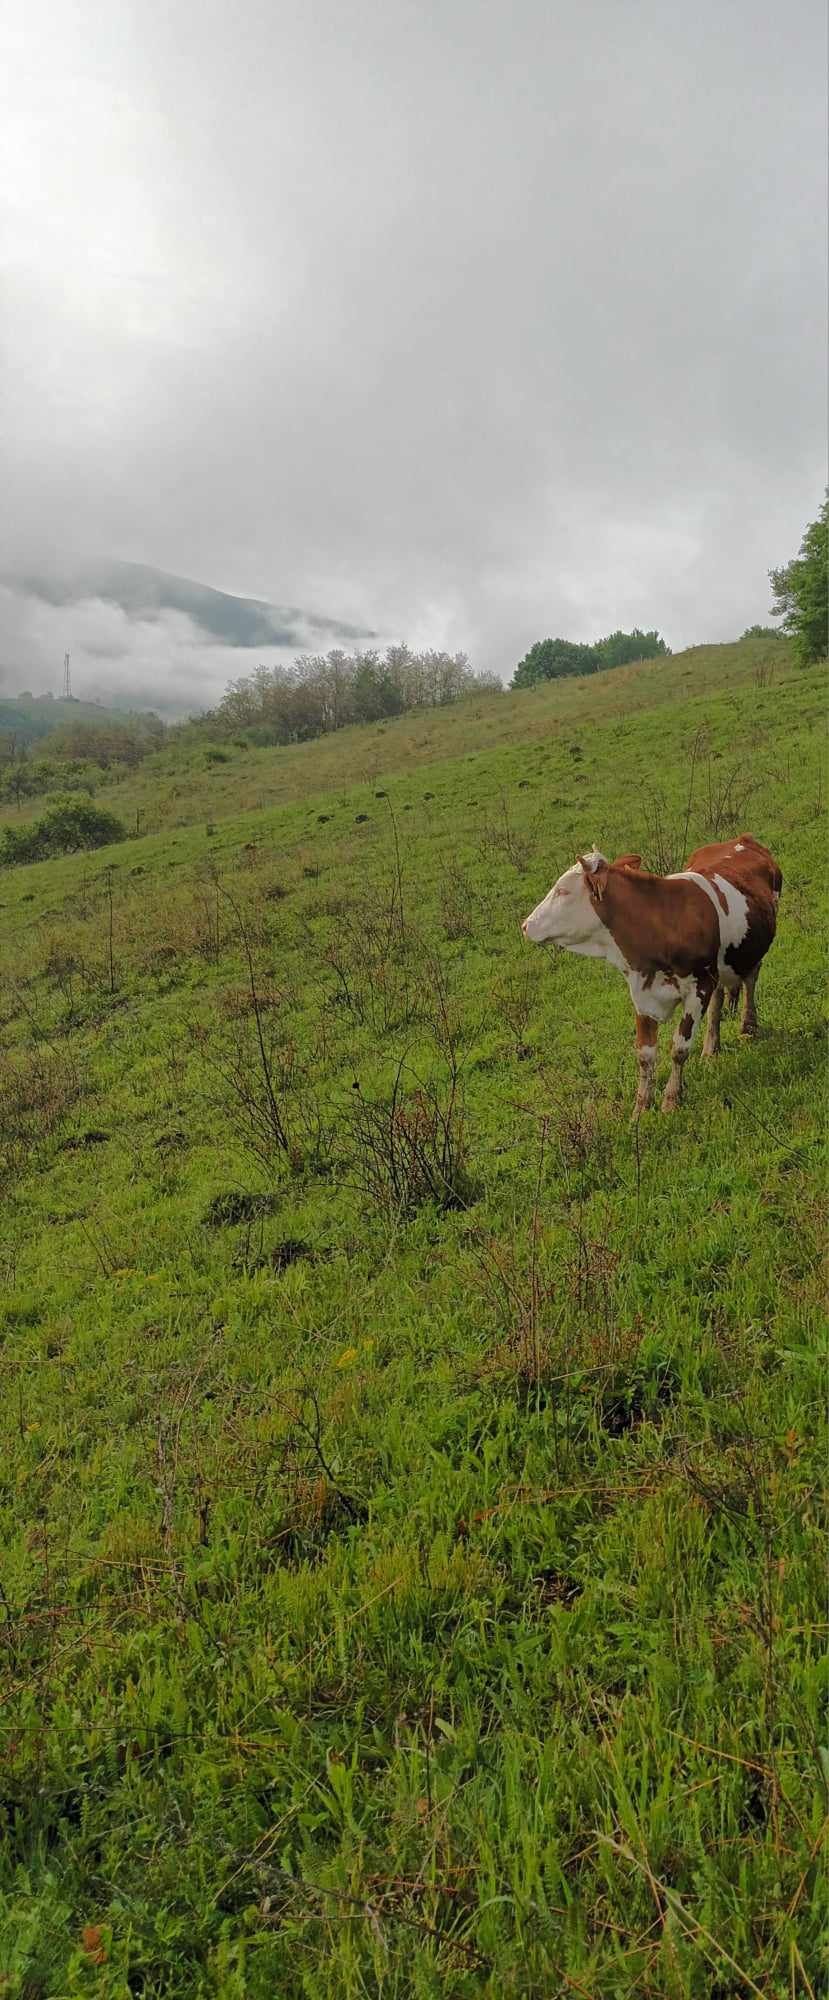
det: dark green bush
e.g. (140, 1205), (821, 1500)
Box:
(0, 798), (127, 866)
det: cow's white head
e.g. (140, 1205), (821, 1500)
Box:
(522, 850), (610, 954)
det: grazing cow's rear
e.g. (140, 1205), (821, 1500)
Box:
(522, 834), (781, 1114)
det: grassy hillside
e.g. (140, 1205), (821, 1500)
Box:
(0, 632), (792, 838)
(0, 640), (826, 1996)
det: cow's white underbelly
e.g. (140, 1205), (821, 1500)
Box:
(626, 968), (689, 1022)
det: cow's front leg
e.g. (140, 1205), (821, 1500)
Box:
(702, 983), (725, 1058)
(662, 982), (712, 1111)
(634, 1014), (658, 1117)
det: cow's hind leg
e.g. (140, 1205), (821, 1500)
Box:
(662, 982), (712, 1112)
(702, 983), (725, 1058)
(634, 1014), (658, 1117)
(741, 967), (760, 1038)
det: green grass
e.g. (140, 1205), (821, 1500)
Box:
(0, 640), (826, 1996)
(0, 632), (795, 840)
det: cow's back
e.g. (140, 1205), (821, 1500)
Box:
(685, 833), (782, 899)
(683, 833), (781, 978)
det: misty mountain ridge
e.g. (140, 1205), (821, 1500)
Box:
(4, 557), (375, 653)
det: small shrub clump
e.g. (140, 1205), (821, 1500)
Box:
(0, 799), (127, 866)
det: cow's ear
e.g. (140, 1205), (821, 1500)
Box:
(579, 851), (609, 899)
(614, 852), (642, 872)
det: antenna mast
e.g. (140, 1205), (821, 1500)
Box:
(63, 651), (72, 700)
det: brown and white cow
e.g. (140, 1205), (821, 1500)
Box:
(522, 834), (782, 1114)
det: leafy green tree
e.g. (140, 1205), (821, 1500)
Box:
(5, 760), (38, 810)
(769, 495), (828, 665)
(350, 660), (405, 722)
(741, 625), (782, 641)
(594, 628), (669, 668)
(510, 628), (669, 688)
(511, 638), (599, 687)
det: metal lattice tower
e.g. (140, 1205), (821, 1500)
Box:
(63, 652), (72, 700)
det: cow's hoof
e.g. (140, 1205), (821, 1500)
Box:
(741, 1023), (759, 1040)
(701, 1042), (720, 1060)
(661, 1094), (681, 1113)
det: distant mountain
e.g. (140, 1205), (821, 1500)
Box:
(4, 558), (374, 652)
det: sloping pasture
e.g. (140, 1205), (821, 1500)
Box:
(0, 647), (825, 1996)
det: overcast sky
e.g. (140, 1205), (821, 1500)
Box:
(0, 0), (825, 711)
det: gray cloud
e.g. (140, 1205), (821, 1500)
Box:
(0, 567), (375, 715)
(0, 0), (824, 708)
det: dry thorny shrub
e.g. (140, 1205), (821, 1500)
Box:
(490, 962), (539, 1055)
(323, 902), (418, 1035)
(218, 980), (287, 1021)
(346, 1056), (474, 1220)
(42, 948), (89, 1025)
(641, 792), (689, 877)
(702, 757), (758, 840)
(641, 727), (760, 874)
(34, 878), (137, 1002)
(674, 1419), (818, 1721)
(237, 840), (268, 871)
(0, 1043), (84, 1184)
(440, 859), (481, 940)
(420, 945), (477, 1078)
(188, 866), (478, 1196)
(322, 899), (480, 1217)
(275, 1380), (366, 1542)
(477, 792), (533, 872)
(189, 1014), (332, 1178)
(27, 875), (217, 994)
(138, 1369), (366, 1581)
(109, 867), (275, 980)
(182, 872), (270, 968)
(188, 883), (333, 1176)
(468, 1215), (638, 1429)
(466, 1111), (631, 1402)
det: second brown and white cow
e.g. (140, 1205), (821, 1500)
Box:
(522, 834), (782, 1114)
